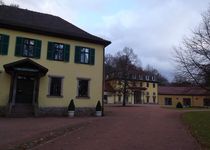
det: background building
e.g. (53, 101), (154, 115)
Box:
(104, 72), (158, 104)
(158, 86), (210, 107)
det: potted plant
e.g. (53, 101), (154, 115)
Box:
(68, 99), (75, 117)
(95, 100), (102, 117)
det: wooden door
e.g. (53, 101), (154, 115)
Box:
(15, 76), (34, 104)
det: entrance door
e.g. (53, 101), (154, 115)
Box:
(15, 76), (35, 104)
(183, 98), (191, 107)
(134, 91), (142, 104)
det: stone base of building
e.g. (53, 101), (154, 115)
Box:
(0, 106), (6, 116)
(35, 107), (95, 117)
(0, 106), (95, 117)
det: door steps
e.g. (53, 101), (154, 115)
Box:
(8, 104), (34, 117)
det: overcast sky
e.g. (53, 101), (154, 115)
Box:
(4, 0), (210, 80)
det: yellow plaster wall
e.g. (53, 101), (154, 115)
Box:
(105, 80), (158, 104)
(158, 95), (208, 107)
(0, 28), (104, 108)
(143, 82), (158, 104)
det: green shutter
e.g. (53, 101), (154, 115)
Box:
(47, 42), (54, 60)
(64, 44), (70, 62)
(90, 48), (95, 65)
(15, 37), (23, 56)
(0, 35), (9, 55)
(75, 46), (81, 63)
(34, 40), (42, 59)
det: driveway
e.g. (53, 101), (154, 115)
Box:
(33, 105), (200, 150)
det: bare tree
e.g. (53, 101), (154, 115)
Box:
(0, 0), (5, 5)
(0, 0), (19, 7)
(9, 4), (19, 8)
(174, 6), (210, 90)
(105, 47), (141, 106)
(144, 65), (169, 85)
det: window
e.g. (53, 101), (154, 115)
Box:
(47, 42), (70, 62)
(203, 99), (210, 106)
(23, 39), (35, 57)
(77, 79), (89, 97)
(153, 83), (156, 88)
(48, 76), (63, 97)
(75, 46), (95, 65)
(15, 37), (41, 58)
(0, 34), (9, 55)
(153, 96), (156, 103)
(145, 76), (149, 80)
(146, 82), (149, 87)
(165, 98), (172, 105)
(118, 95), (121, 102)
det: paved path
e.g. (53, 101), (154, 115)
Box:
(0, 117), (96, 150)
(34, 105), (201, 150)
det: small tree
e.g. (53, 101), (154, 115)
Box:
(96, 101), (102, 111)
(68, 99), (75, 111)
(176, 102), (183, 108)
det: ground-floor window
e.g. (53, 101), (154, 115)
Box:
(153, 96), (156, 103)
(183, 98), (191, 107)
(118, 95), (121, 102)
(77, 79), (89, 98)
(48, 76), (63, 97)
(203, 98), (210, 106)
(146, 96), (149, 103)
(165, 98), (172, 105)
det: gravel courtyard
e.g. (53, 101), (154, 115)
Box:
(0, 105), (201, 150)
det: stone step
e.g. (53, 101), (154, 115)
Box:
(8, 104), (34, 117)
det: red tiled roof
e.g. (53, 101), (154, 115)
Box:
(158, 86), (210, 96)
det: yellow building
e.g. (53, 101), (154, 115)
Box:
(158, 86), (210, 107)
(104, 74), (158, 104)
(0, 6), (110, 116)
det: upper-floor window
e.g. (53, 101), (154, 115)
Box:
(145, 76), (149, 80)
(47, 42), (70, 62)
(0, 34), (9, 55)
(15, 37), (41, 58)
(153, 83), (156, 88)
(146, 82), (149, 87)
(75, 46), (95, 65)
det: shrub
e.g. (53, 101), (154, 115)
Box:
(176, 102), (183, 108)
(68, 99), (75, 111)
(96, 100), (102, 111)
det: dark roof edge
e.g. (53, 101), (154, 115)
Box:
(0, 22), (111, 47)
(158, 93), (210, 96)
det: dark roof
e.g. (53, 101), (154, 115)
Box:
(158, 86), (210, 96)
(0, 5), (111, 46)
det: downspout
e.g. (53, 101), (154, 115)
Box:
(102, 47), (105, 116)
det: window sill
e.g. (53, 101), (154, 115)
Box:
(76, 96), (90, 99)
(47, 95), (63, 98)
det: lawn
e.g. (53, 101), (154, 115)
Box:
(182, 111), (210, 149)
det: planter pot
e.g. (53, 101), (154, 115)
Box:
(68, 111), (75, 117)
(95, 111), (102, 117)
